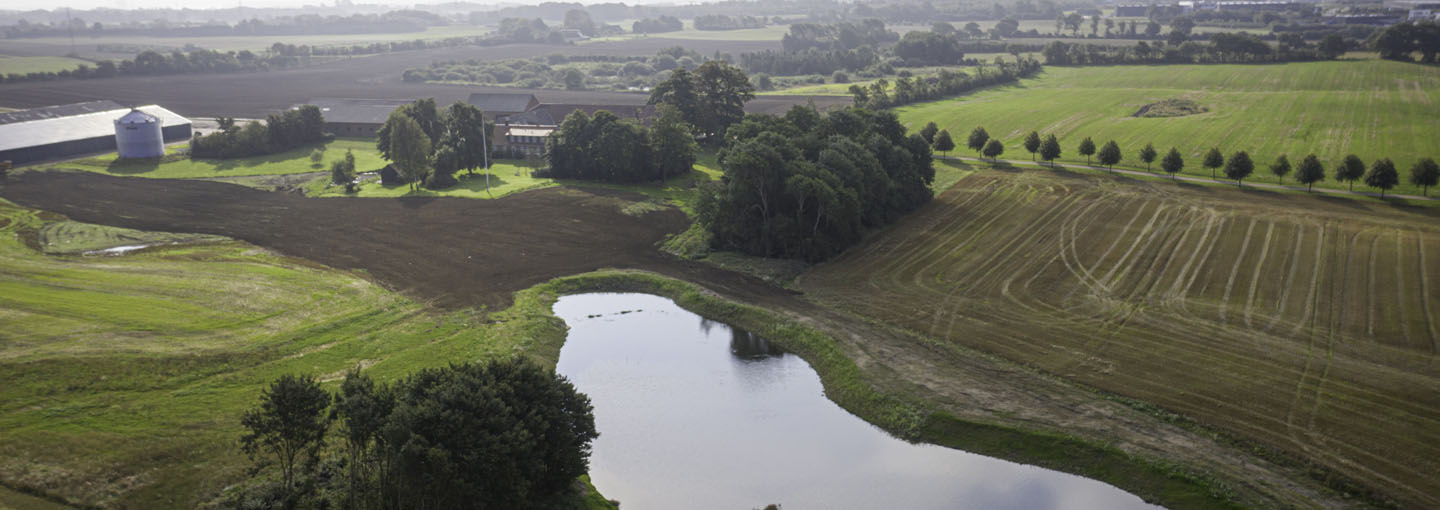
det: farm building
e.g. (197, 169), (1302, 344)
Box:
(0, 100), (191, 166)
(299, 96), (654, 158)
(303, 98), (412, 138)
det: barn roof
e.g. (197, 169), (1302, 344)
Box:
(301, 98), (412, 125)
(0, 103), (189, 153)
(0, 100), (125, 125)
(466, 93), (540, 114)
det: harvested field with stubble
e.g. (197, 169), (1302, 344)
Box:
(799, 168), (1440, 507)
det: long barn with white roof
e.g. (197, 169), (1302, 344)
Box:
(0, 100), (191, 166)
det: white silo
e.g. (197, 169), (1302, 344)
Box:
(114, 109), (165, 158)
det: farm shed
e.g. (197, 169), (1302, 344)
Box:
(0, 100), (191, 166)
(301, 98), (412, 138)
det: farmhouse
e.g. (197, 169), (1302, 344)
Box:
(0, 100), (191, 166)
(491, 103), (656, 157)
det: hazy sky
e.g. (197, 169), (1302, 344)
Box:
(3, 0), (680, 12)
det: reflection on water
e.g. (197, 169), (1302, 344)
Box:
(554, 293), (1163, 510)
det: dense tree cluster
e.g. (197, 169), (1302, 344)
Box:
(648, 61), (756, 140)
(738, 47), (879, 76)
(697, 106), (935, 261)
(234, 359), (597, 510)
(632, 15), (683, 34)
(893, 31), (966, 65)
(544, 104), (697, 183)
(493, 17), (568, 44)
(375, 99), (492, 190)
(190, 106), (325, 159)
(692, 14), (767, 31)
(780, 20), (898, 52)
(1373, 22), (1440, 63)
(849, 59), (1042, 109)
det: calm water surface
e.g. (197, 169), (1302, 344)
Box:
(554, 293), (1163, 510)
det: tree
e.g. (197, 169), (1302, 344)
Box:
(1318, 34), (1348, 59)
(1077, 137), (1096, 165)
(1224, 150), (1254, 187)
(1039, 134), (1062, 166)
(329, 150), (356, 185)
(650, 103), (699, 183)
(933, 129), (955, 156)
(967, 126), (989, 156)
(429, 144), (460, 189)
(240, 374), (330, 491)
(1295, 154), (1326, 192)
(1203, 147), (1224, 178)
(1337, 154), (1365, 191)
(982, 139), (1004, 160)
(920, 121), (939, 144)
(651, 61), (754, 141)
(1139, 143), (1157, 171)
(444, 102), (489, 177)
(376, 98), (442, 161)
(309, 148), (324, 167)
(1023, 131), (1041, 161)
(1364, 158), (1399, 198)
(563, 9), (596, 36)
(382, 113), (432, 190)
(1410, 157), (1440, 197)
(332, 369), (393, 504)
(1161, 147), (1184, 180)
(564, 68), (585, 90)
(1097, 140), (1122, 171)
(1270, 154), (1292, 184)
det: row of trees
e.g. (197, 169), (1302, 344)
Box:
(190, 106), (326, 159)
(0, 48), (304, 84)
(960, 125), (1440, 198)
(631, 15), (683, 34)
(235, 358), (597, 509)
(849, 59), (1043, 110)
(544, 105), (698, 183)
(692, 14), (768, 31)
(374, 99), (490, 190)
(697, 106), (936, 261)
(780, 20), (898, 53)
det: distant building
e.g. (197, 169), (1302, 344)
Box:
(491, 103), (655, 157)
(0, 100), (190, 166)
(465, 93), (542, 121)
(303, 98), (412, 138)
(1114, 5), (1155, 17)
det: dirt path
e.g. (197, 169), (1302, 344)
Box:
(945, 155), (1439, 202)
(0, 170), (1356, 508)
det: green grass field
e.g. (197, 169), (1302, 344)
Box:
(898, 59), (1440, 196)
(0, 199), (615, 510)
(0, 56), (93, 75)
(55, 138), (384, 179)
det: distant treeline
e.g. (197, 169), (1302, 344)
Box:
(1041, 33), (1348, 66)
(632, 16), (683, 34)
(0, 11), (442, 39)
(693, 14), (769, 31)
(0, 48), (304, 84)
(781, 20), (898, 52)
(190, 106), (326, 159)
(851, 59), (1043, 110)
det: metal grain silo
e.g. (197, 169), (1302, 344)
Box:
(114, 109), (164, 158)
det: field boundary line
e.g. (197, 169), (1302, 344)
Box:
(939, 156), (1440, 203)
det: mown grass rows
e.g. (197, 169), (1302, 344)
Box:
(799, 170), (1440, 507)
(898, 59), (1440, 196)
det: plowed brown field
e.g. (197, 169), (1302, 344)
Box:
(799, 169), (1440, 507)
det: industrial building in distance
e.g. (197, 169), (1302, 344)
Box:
(0, 100), (192, 166)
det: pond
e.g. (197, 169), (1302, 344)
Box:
(554, 293), (1163, 510)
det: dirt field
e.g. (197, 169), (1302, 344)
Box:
(0, 38), (847, 118)
(799, 168), (1440, 508)
(0, 169), (1391, 508)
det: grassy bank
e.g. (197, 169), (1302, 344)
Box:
(56, 138), (385, 180)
